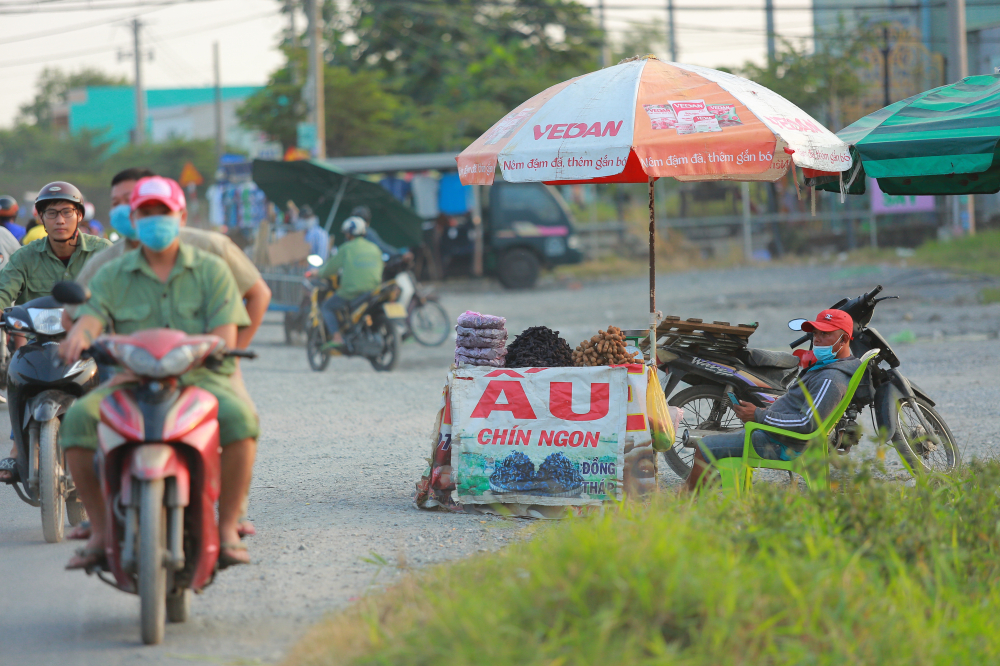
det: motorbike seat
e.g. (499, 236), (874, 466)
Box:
(745, 348), (799, 370)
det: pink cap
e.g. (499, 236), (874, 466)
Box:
(130, 176), (186, 212)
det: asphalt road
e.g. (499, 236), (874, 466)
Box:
(2, 262), (998, 664)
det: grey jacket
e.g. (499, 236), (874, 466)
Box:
(753, 356), (861, 439)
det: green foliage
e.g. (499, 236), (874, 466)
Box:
(17, 66), (128, 128)
(286, 461), (1000, 666)
(239, 0), (600, 156)
(913, 230), (1000, 277)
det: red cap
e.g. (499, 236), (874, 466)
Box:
(130, 176), (186, 212)
(801, 309), (853, 339)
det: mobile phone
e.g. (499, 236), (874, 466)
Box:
(726, 391), (740, 406)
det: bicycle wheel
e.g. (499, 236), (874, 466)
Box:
(663, 385), (742, 478)
(408, 299), (450, 347)
(892, 396), (960, 474)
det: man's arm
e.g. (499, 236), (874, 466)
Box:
(753, 372), (847, 435)
(365, 228), (399, 257)
(317, 250), (343, 279)
(211, 323), (238, 349)
(59, 315), (105, 364)
(0, 252), (26, 310)
(236, 278), (271, 349)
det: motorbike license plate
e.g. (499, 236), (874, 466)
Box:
(383, 302), (407, 319)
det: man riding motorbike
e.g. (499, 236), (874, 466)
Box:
(0, 182), (111, 484)
(58, 176), (259, 570)
(684, 309), (860, 492)
(64, 167), (271, 539)
(0, 195), (26, 243)
(311, 216), (384, 349)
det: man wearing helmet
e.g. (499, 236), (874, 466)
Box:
(0, 182), (111, 483)
(312, 215), (384, 347)
(0, 195), (26, 243)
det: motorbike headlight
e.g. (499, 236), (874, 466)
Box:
(566, 234), (582, 250)
(28, 308), (65, 335)
(160, 341), (212, 376)
(116, 344), (163, 378)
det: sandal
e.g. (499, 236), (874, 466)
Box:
(218, 542), (250, 569)
(237, 519), (256, 538)
(66, 546), (107, 571)
(0, 457), (18, 484)
(68, 522), (91, 540)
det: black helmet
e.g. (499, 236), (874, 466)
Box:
(0, 195), (17, 219)
(34, 181), (85, 214)
(350, 205), (372, 223)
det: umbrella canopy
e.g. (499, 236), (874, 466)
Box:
(458, 56), (851, 186)
(251, 159), (424, 248)
(813, 74), (1000, 196)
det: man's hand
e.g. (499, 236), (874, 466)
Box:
(59, 315), (103, 364)
(731, 399), (757, 423)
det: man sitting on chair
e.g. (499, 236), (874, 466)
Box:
(685, 309), (860, 492)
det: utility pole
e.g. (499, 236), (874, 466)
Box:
(765, 0), (775, 65)
(880, 26), (892, 107)
(947, 0), (974, 233)
(666, 0), (677, 61)
(131, 18), (147, 145)
(598, 0), (608, 67)
(306, 0), (326, 159)
(213, 41), (224, 162)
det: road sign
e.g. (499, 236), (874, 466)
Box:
(178, 161), (204, 188)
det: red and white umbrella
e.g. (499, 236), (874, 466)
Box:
(457, 56), (852, 353)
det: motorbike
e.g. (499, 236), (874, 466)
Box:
(286, 254), (450, 348)
(2, 295), (99, 542)
(50, 279), (258, 645)
(659, 285), (959, 478)
(304, 271), (408, 372)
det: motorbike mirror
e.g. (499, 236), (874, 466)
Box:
(787, 318), (808, 332)
(307, 254), (324, 268)
(52, 281), (90, 305)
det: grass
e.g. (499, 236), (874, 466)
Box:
(284, 460), (1000, 666)
(914, 229), (1000, 276)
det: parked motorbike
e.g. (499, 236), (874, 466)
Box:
(2, 295), (98, 542)
(304, 272), (408, 372)
(660, 285), (959, 478)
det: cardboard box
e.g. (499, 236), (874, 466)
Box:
(267, 230), (311, 266)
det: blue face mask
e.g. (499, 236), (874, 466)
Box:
(812, 336), (845, 367)
(136, 214), (180, 252)
(109, 204), (137, 240)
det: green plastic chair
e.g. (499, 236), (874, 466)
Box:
(708, 349), (879, 496)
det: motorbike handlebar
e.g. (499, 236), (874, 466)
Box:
(789, 333), (810, 348)
(863, 284), (883, 304)
(226, 349), (257, 359)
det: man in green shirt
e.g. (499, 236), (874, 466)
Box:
(314, 215), (384, 346)
(58, 176), (258, 570)
(0, 182), (111, 484)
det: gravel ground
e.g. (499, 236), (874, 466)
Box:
(2, 262), (998, 665)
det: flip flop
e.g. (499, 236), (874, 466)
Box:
(0, 457), (18, 484)
(237, 519), (256, 538)
(68, 522), (91, 540)
(66, 546), (106, 571)
(218, 542), (250, 569)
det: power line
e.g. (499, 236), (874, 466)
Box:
(0, 0), (225, 14)
(0, 4), (168, 46)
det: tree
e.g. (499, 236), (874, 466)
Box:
(17, 67), (128, 128)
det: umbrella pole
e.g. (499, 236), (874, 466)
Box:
(648, 176), (657, 366)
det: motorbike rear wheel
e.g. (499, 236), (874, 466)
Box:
(306, 323), (330, 372)
(664, 385), (742, 479)
(36, 419), (66, 543)
(369, 318), (399, 372)
(407, 299), (449, 347)
(892, 396), (960, 474)
(138, 478), (167, 645)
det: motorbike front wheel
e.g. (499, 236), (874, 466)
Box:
(892, 396), (960, 474)
(664, 385), (743, 479)
(306, 324), (330, 372)
(369, 318), (399, 372)
(138, 478), (167, 645)
(407, 299), (450, 347)
(35, 419), (66, 543)
(166, 589), (191, 623)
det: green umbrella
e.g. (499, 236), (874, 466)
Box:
(814, 74), (1000, 196)
(251, 159), (424, 248)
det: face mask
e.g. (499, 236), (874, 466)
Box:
(109, 204), (137, 240)
(812, 336), (845, 366)
(136, 214), (180, 252)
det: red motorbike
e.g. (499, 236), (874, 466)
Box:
(73, 325), (254, 644)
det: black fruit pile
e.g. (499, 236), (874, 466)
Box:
(505, 326), (575, 368)
(490, 451), (536, 487)
(536, 452), (584, 490)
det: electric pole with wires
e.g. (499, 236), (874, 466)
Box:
(118, 17), (153, 145)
